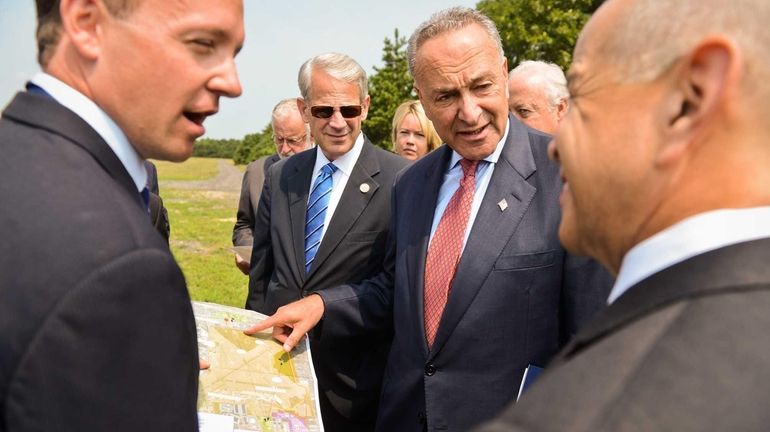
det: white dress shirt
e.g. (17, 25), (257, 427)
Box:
(429, 120), (510, 252)
(30, 72), (147, 192)
(609, 206), (770, 303)
(307, 132), (365, 245)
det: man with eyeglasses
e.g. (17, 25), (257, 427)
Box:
(232, 98), (313, 274)
(245, 52), (408, 431)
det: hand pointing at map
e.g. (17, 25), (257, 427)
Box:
(244, 294), (325, 352)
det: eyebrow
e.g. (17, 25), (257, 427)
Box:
(187, 28), (244, 55)
(432, 74), (496, 94)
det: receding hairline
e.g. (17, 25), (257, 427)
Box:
(407, 7), (505, 78)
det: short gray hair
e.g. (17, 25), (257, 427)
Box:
(270, 98), (310, 139)
(297, 52), (368, 103)
(509, 60), (568, 109)
(407, 7), (505, 77)
(599, 0), (770, 86)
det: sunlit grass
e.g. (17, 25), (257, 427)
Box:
(151, 157), (219, 181)
(155, 159), (248, 307)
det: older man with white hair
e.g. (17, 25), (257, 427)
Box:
(507, 60), (568, 134)
(232, 98), (313, 273)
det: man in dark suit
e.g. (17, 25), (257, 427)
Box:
(232, 98), (312, 274)
(246, 53), (408, 431)
(475, 0), (770, 431)
(0, 0), (243, 430)
(248, 8), (611, 431)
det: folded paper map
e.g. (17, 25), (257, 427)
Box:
(193, 301), (323, 432)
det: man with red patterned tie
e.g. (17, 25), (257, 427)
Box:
(247, 7), (612, 431)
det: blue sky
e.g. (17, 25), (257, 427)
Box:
(0, 1), (477, 140)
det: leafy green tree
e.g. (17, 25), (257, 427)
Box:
(232, 124), (274, 165)
(364, 29), (416, 151)
(476, 0), (602, 70)
(192, 138), (241, 159)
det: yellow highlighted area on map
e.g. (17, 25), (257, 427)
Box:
(193, 301), (322, 432)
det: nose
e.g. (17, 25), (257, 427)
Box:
(209, 57), (242, 98)
(328, 109), (347, 129)
(547, 138), (560, 162)
(404, 133), (416, 146)
(279, 142), (292, 155)
(457, 93), (482, 124)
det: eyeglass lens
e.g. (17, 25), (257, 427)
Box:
(310, 105), (362, 119)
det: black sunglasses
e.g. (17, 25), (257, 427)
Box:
(310, 105), (363, 119)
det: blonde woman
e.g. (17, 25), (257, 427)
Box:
(391, 100), (441, 160)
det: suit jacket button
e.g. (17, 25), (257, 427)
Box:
(424, 363), (436, 376)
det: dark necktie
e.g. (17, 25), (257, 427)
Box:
(140, 187), (151, 216)
(304, 163), (337, 273)
(423, 158), (479, 348)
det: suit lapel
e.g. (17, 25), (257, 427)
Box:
(3, 92), (141, 210)
(287, 151), (315, 282)
(430, 117), (538, 356)
(557, 237), (770, 364)
(306, 139), (381, 280)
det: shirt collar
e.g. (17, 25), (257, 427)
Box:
(30, 72), (147, 192)
(447, 119), (509, 170)
(313, 132), (365, 176)
(610, 206), (770, 303)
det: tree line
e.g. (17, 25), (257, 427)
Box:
(193, 0), (602, 164)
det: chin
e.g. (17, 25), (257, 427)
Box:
(158, 141), (195, 162)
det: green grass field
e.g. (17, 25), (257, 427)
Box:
(154, 158), (248, 307)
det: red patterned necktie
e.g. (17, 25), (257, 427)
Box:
(423, 158), (479, 348)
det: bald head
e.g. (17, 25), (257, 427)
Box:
(590, 0), (770, 90)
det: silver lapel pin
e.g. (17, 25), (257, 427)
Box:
(497, 199), (508, 212)
(359, 183), (371, 193)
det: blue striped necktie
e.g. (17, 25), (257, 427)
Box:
(304, 163), (337, 273)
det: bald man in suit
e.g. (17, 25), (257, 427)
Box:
(478, 0), (770, 430)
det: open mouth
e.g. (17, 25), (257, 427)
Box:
(184, 112), (208, 126)
(457, 124), (488, 138)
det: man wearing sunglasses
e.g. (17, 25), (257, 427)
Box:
(245, 52), (408, 431)
(232, 98), (313, 274)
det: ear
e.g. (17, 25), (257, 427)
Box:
(59, 0), (105, 61)
(555, 98), (569, 121)
(658, 37), (736, 165)
(360, 95), (371, 121)
(501, 58), (510, 99)
(296, 98), (310, 123)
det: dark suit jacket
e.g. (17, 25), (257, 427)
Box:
(0, 92), (199, 431)
(247, 138), (408, 430)
(232, 154), (281, 247)
(318, 116), (613, 431)
(476, 237), (770, 432)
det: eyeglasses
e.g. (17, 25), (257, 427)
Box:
(310, 105), (363, 119)
(272, 134), (307, 145)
